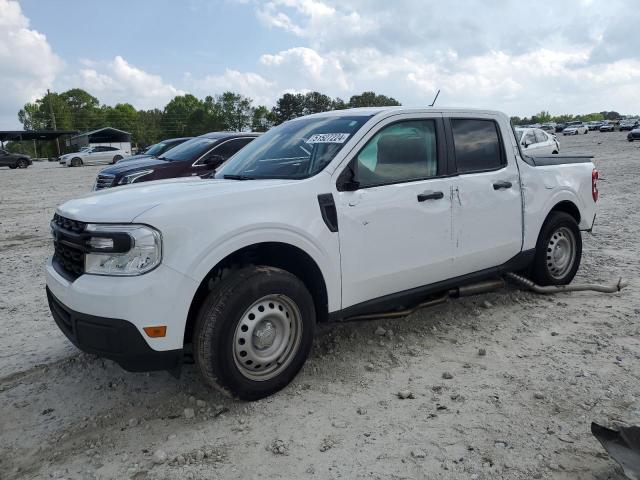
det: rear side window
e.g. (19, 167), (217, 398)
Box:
(354, 120), (439, 187)
(451, 119), (504, 173)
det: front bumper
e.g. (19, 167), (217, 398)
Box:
(47, 288), (182, 372)
(45, 257), (199, 369)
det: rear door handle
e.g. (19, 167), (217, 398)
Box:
(417, 190), (444, 202)
(493, 181), (512, 190)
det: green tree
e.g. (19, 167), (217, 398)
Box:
(251, 105), (273, 132)
(217, 92), (253, 131)
(272, 93), (306, 124)
(303, 91), (333, 114)
(348, 91), (401, 108)
(163, 94), (204, 136)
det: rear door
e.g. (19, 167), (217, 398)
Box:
(334, 114), (455, 308)
(447, 116), (522, 276)
(189, 137), (255, 177)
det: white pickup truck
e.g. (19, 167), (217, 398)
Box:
(46, 107), (599, 399)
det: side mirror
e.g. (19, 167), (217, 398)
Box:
(204, 154), (224, 165)
(337, 163), (360, 191)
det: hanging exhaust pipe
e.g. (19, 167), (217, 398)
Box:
(342, 273), (625, 323)
(505, 272), (627, 294)
(344, 278), (506, 321)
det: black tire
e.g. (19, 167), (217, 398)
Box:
(17, 158), (29, 168)
(113, 155), (123, 164)
(194, 266), (315, 400)
(531, 211), (582, 286)
(71, 157), (82, 167)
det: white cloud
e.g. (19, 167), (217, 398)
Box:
(0, 0), (63, 127)
(240, 0), (640, 115)
(185, 69), (276, 105)
(76, 56), (184, 110)
(260, 47), (350, 91)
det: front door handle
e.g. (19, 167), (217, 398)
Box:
(417, 190), (444, 202)
(493, 181), (513, 190)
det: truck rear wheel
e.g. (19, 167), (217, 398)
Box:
(194, 266), (315, 400)
(531, 211), (582, 286)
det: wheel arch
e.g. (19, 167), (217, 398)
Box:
(183, 241), (330, 346)
(548, 200), (581, 224)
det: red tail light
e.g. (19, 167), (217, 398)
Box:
(592, 168), (599, 202)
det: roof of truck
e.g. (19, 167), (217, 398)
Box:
(300, 106), (507, 119)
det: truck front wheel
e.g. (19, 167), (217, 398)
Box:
(531, 211), (582, 286)
(194, 266), (315, 400)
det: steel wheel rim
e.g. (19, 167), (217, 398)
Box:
(232, 294), (303, 381)
(546, 226), (576, 279)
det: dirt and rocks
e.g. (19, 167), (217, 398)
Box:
(0, 132), (638, 479)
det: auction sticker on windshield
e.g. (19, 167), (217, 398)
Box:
(306, 133), (350, 144)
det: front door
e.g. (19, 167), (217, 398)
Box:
(447, 117), (522, 276)
(335, 116), (455, 309)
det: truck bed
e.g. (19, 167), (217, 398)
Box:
(524, 154), (593, 167)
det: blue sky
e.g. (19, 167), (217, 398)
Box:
(1, 0), (639, 128)
(20, 0), (292, 82)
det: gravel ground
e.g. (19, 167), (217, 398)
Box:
(0, 132), (638, 480)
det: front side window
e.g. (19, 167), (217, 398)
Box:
(523, 131), (536, 145)
(161, 137), (217, 162)
(216, 115), (371, 180)
(352, 120), (439, 188)
(534, 129), (548, 143)
(451, 119), (504, 173)
(211, 138), (253, 161)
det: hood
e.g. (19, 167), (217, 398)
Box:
(116, 153), (152, 163)
(56, 177), (296, 223)
(99, 157), (168, 175)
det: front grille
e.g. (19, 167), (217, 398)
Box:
(95, 173), (116, 190)
(52, 213), (87, 281)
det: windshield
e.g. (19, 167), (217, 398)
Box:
(161, 137), (217, 162)
(144, 142), (169, 156)
(216, 115), (372, 180)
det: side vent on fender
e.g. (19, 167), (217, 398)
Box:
(317, 193), (339, 232)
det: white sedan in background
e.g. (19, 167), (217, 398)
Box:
(60, 146), (129, 167)
(515, 127), (560, 156)
(563, 123), (589, 135)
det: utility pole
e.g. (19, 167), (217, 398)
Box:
(47, 89), (61, 156)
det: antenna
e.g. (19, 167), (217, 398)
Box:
(429, 90), (440, 107)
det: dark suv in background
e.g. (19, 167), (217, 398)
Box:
(94, 132), (258, 190)
(118, 137), (191, 163)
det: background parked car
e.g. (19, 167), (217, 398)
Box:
(117, 137), (192, 163)
(60, 146), (129, 167)
(93, 132), (259, 189)
(563, 122), (589, 135)
(628, 126), (640, 142)
(599, 122), (615, 132)
(555, 122), (567, 133)
(587, 121), (603, 131)
(620, 119), (640, 131)
(515, 127), (560, 156)
(0, 149), (32, 169)
(540, 123), (556, 132)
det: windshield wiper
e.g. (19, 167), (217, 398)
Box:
(223, 174), (254, 180)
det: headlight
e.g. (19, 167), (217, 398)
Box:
(84, 224), (162, 276)
(119, 169), (153, 185)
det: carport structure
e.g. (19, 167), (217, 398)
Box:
(0, 130), (78, 157)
